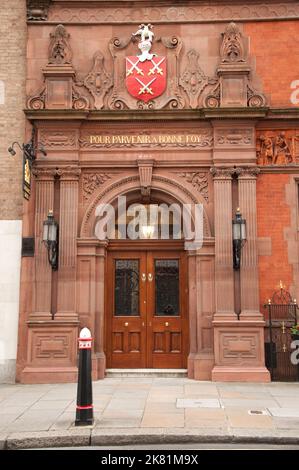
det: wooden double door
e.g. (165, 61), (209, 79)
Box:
(106, 249), (188, 369)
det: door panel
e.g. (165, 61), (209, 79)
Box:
(147, 252), (187, 368)
(106, 249), (188, 369)
(107, 252), (147, 368)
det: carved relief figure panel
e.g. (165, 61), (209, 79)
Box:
(257, 130), (299, 165)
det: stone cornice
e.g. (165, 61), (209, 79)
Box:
(29, 1), (299, 24)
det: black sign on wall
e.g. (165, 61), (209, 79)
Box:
(21, 237), (35, 257)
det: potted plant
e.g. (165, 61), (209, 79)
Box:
(290, 324), (299, 340)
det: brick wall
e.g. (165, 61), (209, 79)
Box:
(0, 0), (26, 220)
(244, 21), (299, 108)
(257, 173), (293, 314)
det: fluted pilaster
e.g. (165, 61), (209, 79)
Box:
(31, 168), (55, 319)
(211, 167), (236, 319)
(56, 166), (81, 321)
(237, 167), (263, 320)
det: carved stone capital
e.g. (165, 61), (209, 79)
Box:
(235, 167), (260, 179)
(56, 166), (81, 181)
(32, 167), (56, 180)
(210, 167), (235, 179)
(27, 0), (50, 21)
(137, 158), (154, 197)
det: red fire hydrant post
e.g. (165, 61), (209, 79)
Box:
(75, 327), (94, 426)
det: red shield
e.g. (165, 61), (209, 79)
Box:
(126, 56), (167, 102)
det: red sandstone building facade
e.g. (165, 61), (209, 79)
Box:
(16, 0), (299, 383)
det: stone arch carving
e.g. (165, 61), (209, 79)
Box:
(80, 174), (212, 238)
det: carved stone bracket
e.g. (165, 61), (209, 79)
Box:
(82, 173), (112, 201)
(176, 172), (209, 202)
(83, 51), (113, 110)
(137, 158), (154, 197)
(27, 0), (50, 21)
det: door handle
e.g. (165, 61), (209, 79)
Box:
(148, 273), (153, 282)
(141, 273), (146, 282)
(124, 322), (129, 327)
(165, 322), (169, 327)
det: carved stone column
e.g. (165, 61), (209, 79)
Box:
(56, 166), (81, 321)
(237, 167), (263, 320)
(210, 167), (236, 320)
(30, 168), (55, 320)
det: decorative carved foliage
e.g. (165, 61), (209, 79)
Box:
(179, 50), (210, 109)
(72, 84), (89, 110)
(83, 173), (112, 201)
(203, 83), (220, 109)
(27, 0), (50, 21)
(49, 24), (72, 65)
(210, 167), (235, 179)
(27, 87), (46, 110)
(84, 51), (113, 110)
(220, 22), (245, 63)
(257, 131), (299, 165)
(247, 83), (266, 108)
(177, 172), (209, 202)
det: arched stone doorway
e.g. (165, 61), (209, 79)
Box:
(78, 175), (214, 379)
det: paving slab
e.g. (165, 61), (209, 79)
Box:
(141, 412), (185, 428)
(268, 407), (299, 418)
(177, 398), (221, 409)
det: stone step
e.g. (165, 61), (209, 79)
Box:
(105, 368), (188, 378)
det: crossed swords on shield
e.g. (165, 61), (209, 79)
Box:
(126, 57), (165, 95)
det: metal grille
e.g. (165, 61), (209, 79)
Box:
(264, 288), (299, 381)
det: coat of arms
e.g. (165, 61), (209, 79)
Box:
(126, 24), (167, 103)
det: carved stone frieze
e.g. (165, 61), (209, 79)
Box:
(27, 0), (50, 21)
(256, 130), (299, 165)
(47, 3), (299, 24)
(176, 172), (209, 202)
(215, 128), (253, 146)
(179, 50), (211, 109)
(79, 129), (213, 149)
(83, 51), (113, 110)
(39, 130), (77, 148)
(220, 22), (245, 63)
(48, 24), (72, 65)
(82, 173), (112, 201)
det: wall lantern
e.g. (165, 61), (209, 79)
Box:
(8, 129), (47, 200)
(43, 210), (59, 270)
(232, 207), (247, 270)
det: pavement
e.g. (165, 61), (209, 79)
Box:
(1, 378), (299, 449)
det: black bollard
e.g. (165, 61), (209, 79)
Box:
(75, 327), (94, 426)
